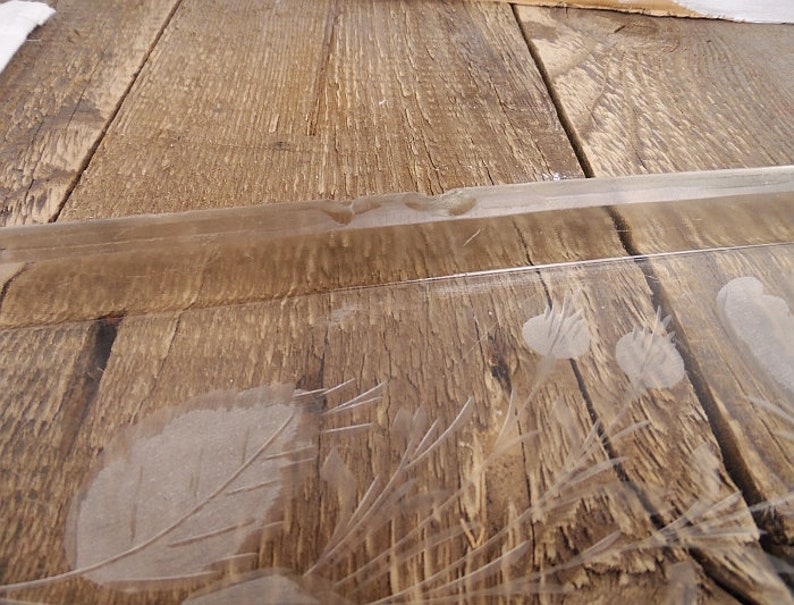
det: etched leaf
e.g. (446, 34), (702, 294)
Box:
(717, 276), (794, 393)
(64, 384), (318, 589)
(522, 295), (591, 360)
(184, 573), (317, 604)
(616, 309), (684, 390)
(312, 401), (474, 588)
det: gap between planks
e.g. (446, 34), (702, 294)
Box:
(510, 4), (596, 178)
(508, 3), (790, 587)
(49, 0), (188, 224)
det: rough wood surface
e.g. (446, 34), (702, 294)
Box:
(649, 247), (794, 551)
(501, 0), (702, 19)
(5, 170), (790, 329)
(519, 4), (794, 553)
(4, 263), (774, 603)
(3, 186), (790, 602)
(517, 6), (794, 175)
(0, 202), (641, 328)
(58, 0), (582, 221)
(1, 2), (792, 603)
(0, 321), (115, 589)
(0, 0), (181, 226)
(514, 206), (790, 602)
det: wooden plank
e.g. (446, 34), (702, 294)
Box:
(499, 0), (794, 23)
(58, 0), (582, 221)
(516, 6), (794, 175)
(0, 320), (118, 597)
(502, 0), (701, 19)
(515, 228), (790, 601)
(612, 168), (794, 552)
(647, 246), (794, 553)
(0, 0), (182, 226)
(518, 4), (794, 565)
(317, 274), (732, 603)
(0, 202), (650, 328)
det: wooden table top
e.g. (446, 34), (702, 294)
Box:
(1, 2), (792, 604)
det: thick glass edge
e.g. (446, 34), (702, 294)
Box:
(1, 166), (792, 262)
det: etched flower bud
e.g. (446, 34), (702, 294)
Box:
(616, 309), (684, 390)
(522, 295), (591, 360)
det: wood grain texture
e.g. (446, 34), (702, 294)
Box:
(2, 2), (792, 602)
(524, 261), (789, 602)
(616, 193), (794, 254)
(7, 169), (790, 329)
(58, 0), (582, 221)
(0, 0), (181, 226)
(0, 203), (634, 328)
(519, 5), (794, 553)
(517, 6), (794, 175)
(4, 269), (770, 603)
(3, 201), (789, 602)
(647, 246), (794, 554)
(0, 322), (114, 592)
(503, 0), (700, 19)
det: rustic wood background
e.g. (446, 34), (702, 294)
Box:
(1, 1), (792, 603)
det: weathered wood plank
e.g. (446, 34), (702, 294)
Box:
(0, 320), (118, 597)
(516, 6), (794, 175)
(516, 255), (789, 600)
(0, 0), (182, 226)
(502, 0), (698, 19)
(58, 0), (582, 221)
(518, 5), (794, 555)
(500, 0), (794, 23)
(0, 203), (641, 328)
(318, 274), (736, 603)
(646, 246), (794, 553)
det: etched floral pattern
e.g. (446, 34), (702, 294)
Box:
(522, 294), (591, 360)
(1, 280), (791, 605)
(616, 308), (685, 391)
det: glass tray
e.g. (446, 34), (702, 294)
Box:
(1, 167), (792, 604)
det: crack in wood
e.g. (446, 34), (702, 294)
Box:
(511, 4), (595, 179)
(52, 0), (188, 223)
(605, 205), (791, 598)
(307, 0), (342, 138)
(57, 315), (123, 458)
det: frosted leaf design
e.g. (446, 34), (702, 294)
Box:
(64, 384), (316, 588)
(717, 276), (794, 394)
(522, 296), (591, 360)
(320, 448), (357, 529)
(616, 310), (685, 390)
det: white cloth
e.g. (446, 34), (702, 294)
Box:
(0, 1), (55, 75)
(676, 0), (794, 23)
